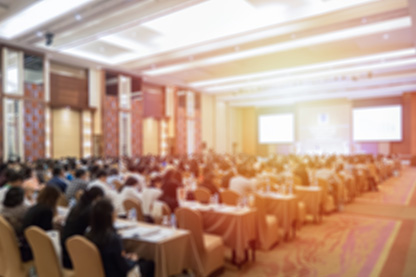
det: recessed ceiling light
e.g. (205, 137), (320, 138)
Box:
(383, 33), (389, 40)
(36, 31), (43, 37)
(75, 14), (82, 21)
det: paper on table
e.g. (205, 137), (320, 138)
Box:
(114, 220), (137, 230)
(120, 226), (161, 239)
(140, 228), (175, 242)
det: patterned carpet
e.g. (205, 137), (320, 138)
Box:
(223, 215), (400, 277)
(222, 167), (416, 277)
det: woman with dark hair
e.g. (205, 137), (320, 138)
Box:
(159, 169), (183, 212)
(20, 185), (61, 261)
(87, 199), (154, 277)
(1, 187), (28, 234)
(61, 187), (104, 268)
(22, 185), (61, 231)
(200, 172), (220, 197)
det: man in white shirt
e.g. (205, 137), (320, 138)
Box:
(88, 169), (124, 215)
(127, 166), (147, 192)
(229, 166), (255, 196)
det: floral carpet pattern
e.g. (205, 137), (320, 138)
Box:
(224, 214), (399, 277)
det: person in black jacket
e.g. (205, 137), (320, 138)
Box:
(61, 187), (104, 268)
(21, 185), (61, 261)
(86, 199), (145, 277)
(22, 185), (60, 231)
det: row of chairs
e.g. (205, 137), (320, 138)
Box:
(0, 215), (113, 277)
(194, 188), (240, 205)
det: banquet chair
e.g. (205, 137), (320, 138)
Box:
(175, 207), (224, 276)
(194, 187), (211, 204)
(0, 241), (5, 277)
(25, 226), (74, 277)
(317, 178), (335, 214)
(123, 198), (145, 222)
(293, 176), (302, 186)
(297, 201), (306, 229)
(254, 194), (280, 250)
(0, 216), (33, 277)
(66, 236), (105, 277)
(153, 201), (172, 225)
(220, 190), (240, 206)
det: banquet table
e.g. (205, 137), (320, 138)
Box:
(256, 192), (298, 240)
(180, 201), (257, 264)
(118, 220), (203, 277)
(294, 186), (322, 222)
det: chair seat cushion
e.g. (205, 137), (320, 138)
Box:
(203, 233), (223, 252)
(265, 215), (278, 227)
(62, 268), (75, 277)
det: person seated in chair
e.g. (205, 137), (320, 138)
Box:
(87, 199), (154, 277)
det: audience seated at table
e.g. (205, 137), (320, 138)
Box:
(61, 187), (104, 269)
(86, 198), (154, 277)
(0, 152), (401, 276)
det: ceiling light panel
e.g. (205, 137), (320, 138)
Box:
(205, 57), (416, 93)
(87, 0), (378, 65)
(143, 16), (412, 76)
(191, 48), (416, 87)
(0, 0), (95, 39)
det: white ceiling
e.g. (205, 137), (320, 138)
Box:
(1, 0), (416, 106)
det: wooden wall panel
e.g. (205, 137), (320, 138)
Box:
(50, 73), (88, 109)
(143, 82), (164, 118)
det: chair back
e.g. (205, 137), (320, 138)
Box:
(194, 187), (211, 204)
(25, 226), (62, 277)
(293, 175), (302, 186)
(175, 208), (205, 254)
(220, 190), (240, 206)
(317, 178), (329, 200)
(0, 240), (5, 276)
(0, 216), (26, 277)
(123, 199), (145, 221)
(254, 194), (267, 227)
(66, 236), (105, 277)
(57, 194), (68, 207)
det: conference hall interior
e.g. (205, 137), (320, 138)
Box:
(0, 0), (415, 276)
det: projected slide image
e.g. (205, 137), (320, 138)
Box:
(353, 105), (402, 142)
(258, 113), (294, 143)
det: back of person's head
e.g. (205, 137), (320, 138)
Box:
(37, 186), (61, 210)
(52, 166), (63, 177)
(109, 168), (118, 176)
(124, 176), (138, 187)
(88, 198), (114, 245)
(3, 187), (25, 208)
(96, 169), (107, 179)
(79, 187), (104, 207)
(75, 168), (86, 179)
(22, 166), (33, 180)
(7, 169), (24, 186)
